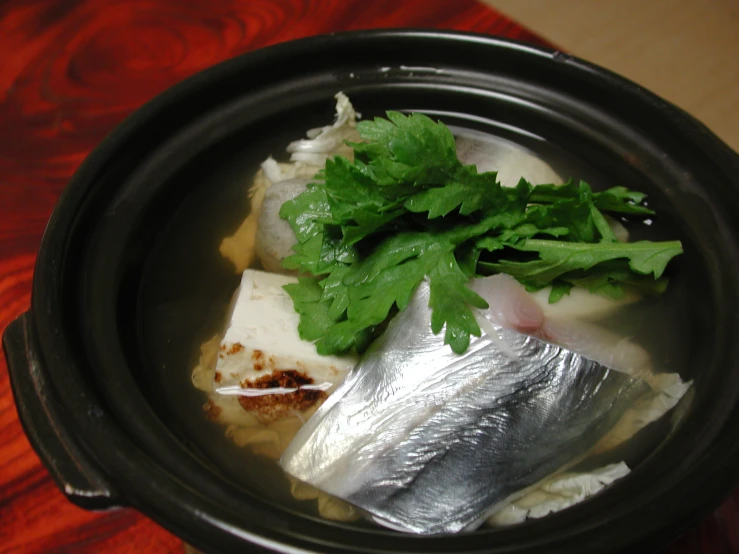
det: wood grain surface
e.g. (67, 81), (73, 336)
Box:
(0, 1), (735, 553)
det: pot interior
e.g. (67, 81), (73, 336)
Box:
(63, 35), (739, 552)
(134, 91), (696, 514)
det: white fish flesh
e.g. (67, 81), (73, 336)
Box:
(528, 286), (638, 321)
(453, 127), (562, 188)
(280, 279), (651, 534)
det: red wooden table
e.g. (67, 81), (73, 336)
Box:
(0, 1), (736, 552)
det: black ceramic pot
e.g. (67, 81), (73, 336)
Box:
(4, 30), (739, 554)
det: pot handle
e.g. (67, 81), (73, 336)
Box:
(3, 313), (120, 510)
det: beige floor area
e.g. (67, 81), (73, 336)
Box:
(484, 0), (739, 152)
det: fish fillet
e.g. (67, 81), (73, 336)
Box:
(280, 280), (650, 534)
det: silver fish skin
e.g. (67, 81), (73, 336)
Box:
(280, 281), (649, 534)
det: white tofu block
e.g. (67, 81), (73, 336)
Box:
(215, 269), (357, 421)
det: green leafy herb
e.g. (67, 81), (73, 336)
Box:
(480, 239), (683, 287)
(279, 111), (682, 355)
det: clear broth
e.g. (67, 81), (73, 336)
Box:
(138, 114), (692, 527)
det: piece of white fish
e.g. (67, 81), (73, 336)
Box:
(280, 278), (652, 534)
(454, 127), (563, 189)
(469, 275), (652, 381)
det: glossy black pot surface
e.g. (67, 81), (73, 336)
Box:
(4, 30), (739, 554)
